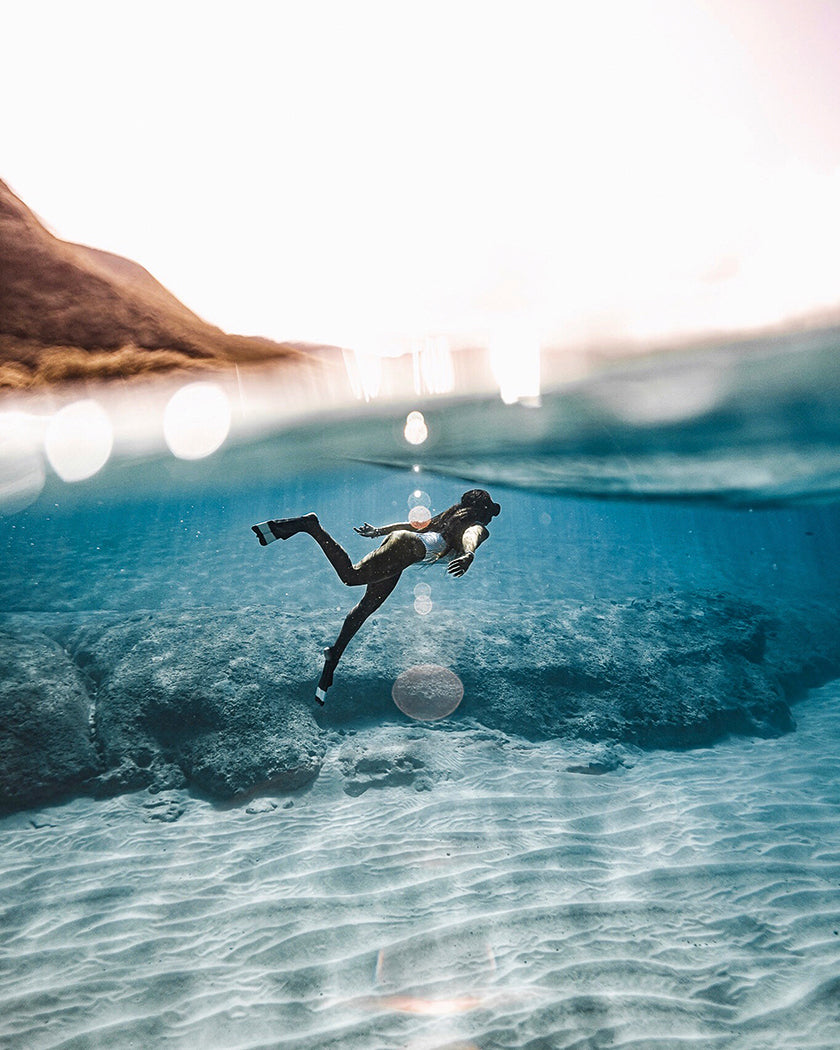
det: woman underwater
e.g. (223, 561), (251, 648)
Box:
(252, 489), (501, 704)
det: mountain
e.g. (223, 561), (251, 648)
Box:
(0, 179), (306, 388)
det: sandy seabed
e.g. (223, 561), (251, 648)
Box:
(3, 685), (840, 1050)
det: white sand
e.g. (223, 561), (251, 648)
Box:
(3, 686), (840, 1050)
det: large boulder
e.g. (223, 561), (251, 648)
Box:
(314, 593), (840, 748)
(0, 627), (100, 810)
(61, 609), (326, 799)
(1, 592), (838, 814)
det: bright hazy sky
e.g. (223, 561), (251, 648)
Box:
(4, 0), (840, 354)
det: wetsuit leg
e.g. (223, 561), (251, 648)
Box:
(301, 516), (361, 584)
(262, 514), (423, 586)
(317, 575), (401, 701)
(254, 513), (364, 582)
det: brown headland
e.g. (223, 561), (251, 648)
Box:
(0, 179), (308, 389)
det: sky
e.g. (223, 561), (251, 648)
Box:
(4, 0), (840, 357)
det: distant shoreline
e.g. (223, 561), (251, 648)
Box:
(0, 178), (308, 390)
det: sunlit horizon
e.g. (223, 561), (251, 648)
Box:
(4, 0), (840, 358)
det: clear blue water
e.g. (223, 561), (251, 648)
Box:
(2, 332), (840, 1048)
(5, 456), (840, 611)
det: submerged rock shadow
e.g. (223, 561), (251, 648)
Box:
(1, 593), (838, 814)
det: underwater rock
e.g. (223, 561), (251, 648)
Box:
(565, 743), (629, 775)
(61, 609), (326, 801)
(0, 627), (100, 810)
(339, 736), (436, 796)
(2, 592), (838, 814)
(142, 792), (186, 823)
(245, 798), (278, 814)
(761, 602), (840, 699)
(92, 755), (187, 798)
(321, 593), (840, 749)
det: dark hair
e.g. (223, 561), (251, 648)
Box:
(460, 489), (501, 517)
(426, 489), (500, 539)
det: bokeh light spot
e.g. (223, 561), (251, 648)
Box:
(44, 399), (113, 482)
(404, 410), (428, 445)
(413, 595), (433, 616)
(0, 411), (46, 512)
(164, 382), (231, 460)
(408, 488), (430, 508)
(408, 504), (431, 529)
(489, 327), (541, 405)
(392, 664), (464, 721)
(413, 582), (431, 598)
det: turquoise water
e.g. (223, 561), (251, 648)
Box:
(5, 460), (840, 616)
(2, 333), (840, 1048)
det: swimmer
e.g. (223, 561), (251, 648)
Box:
(252, 489), (501, 705)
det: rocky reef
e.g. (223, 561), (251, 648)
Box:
(1, 593), (839, 814)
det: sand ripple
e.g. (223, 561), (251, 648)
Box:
(3, 688), (840, 1049)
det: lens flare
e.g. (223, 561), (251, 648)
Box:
(413, 595), (433, 616)
(392, 664), (464, 721)
(404, 410), (428, 445)
(0, 411), (45, 512)
(343, 348), (382, 401)
(44, 399), (113, 482)
(489, 327), (541, 405)
(374, 994), (484, 1016)
(372, 938), (497, 1028)
(408, 504), (431, 529)
(408, 488), (431, 509)
(163, 382), (231, 460)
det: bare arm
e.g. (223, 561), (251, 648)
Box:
(354, 521), (412, 538)
(447, 524), (489, 577)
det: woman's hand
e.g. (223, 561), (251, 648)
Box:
(447, 552), (474, 577)
(354, 522), (379, 537)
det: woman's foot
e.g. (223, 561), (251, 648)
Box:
(316, 646), (337, 704)
(270, 513), (318, 540)
(251, 514), (318, 545)
(251, 522), (273, 546)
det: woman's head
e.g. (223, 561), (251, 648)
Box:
(427, 489), (501, 536)
(460, 489), (501, 525)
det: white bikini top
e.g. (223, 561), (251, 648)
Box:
(418, 530), (451, 564)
